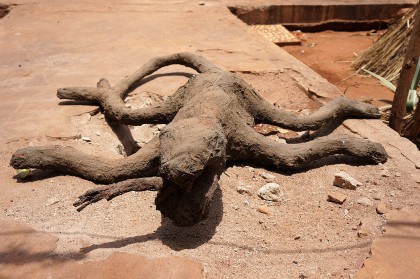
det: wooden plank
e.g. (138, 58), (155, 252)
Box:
(390, 2), (420, 133)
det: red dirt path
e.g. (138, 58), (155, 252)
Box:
(283, 30), (395, 107)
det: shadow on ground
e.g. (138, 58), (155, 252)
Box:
(81, 188), (224, 252)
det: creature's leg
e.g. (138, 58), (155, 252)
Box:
(74, 166), (221, 227)
(256, 97), (381, 131)
(10, 138), (161, 183)
(57, 53), (220, 125)
(74, 177), (163, 211)
(57, 77), (183, 125)
(233, 78), (381, 131)
(228, 123), (387, 170)
(105, 117), (140, 156)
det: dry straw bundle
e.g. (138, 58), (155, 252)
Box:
(353, 8), (417, 84)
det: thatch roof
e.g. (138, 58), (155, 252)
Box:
(353, 8), (417, 85)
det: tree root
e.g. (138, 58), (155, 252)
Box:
(74, 177), (162, 211)
(10, 52), (388, 227)
(254, 96), (382, 131)
(228, 122), (387, 169)
(11, 138), (160, 183)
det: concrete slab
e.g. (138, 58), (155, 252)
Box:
(0, 219), (203, 279)
(356, 210), (420, 279)
(0, 0), (339, 141)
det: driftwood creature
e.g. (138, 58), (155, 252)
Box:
(10, 53), (387, 227)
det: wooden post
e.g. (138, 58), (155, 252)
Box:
(405, 103), (420, 139)
(389, 2), (420, 133)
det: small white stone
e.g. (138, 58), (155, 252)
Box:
(95, 131), (101, 136)
(236, 184), (251, 195)
(81, 136), (92, 142)
(357, 197), (373, 207)
(258, 183), (283, 202)
(380, 169), (390, 177)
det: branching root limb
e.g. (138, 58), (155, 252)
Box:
(74, 177), (163, 211)
(9, 52), (389, 227)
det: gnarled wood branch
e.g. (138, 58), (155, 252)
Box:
(10, 52), (387, 227)
(74, 177), (163, 211)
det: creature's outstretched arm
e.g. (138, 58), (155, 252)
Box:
(57, 53), (220, 125)
(10, 138), (161, 184)
(227, 121), (387, 169)
(74, 177), (163, 211)
(233, 78), (381, 131)
(255, 96), (381, 131)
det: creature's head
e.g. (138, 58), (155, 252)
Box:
(156, 117), (226, 227)
(155, 166), (221, 227)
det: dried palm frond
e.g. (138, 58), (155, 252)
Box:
(353, 8), (417, 85)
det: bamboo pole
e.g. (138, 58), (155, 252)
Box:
(390, 1), (420, 133)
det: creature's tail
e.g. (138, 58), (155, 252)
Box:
(114, 52), (220, 97)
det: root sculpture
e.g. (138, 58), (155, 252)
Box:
(10, 53), (387, 227)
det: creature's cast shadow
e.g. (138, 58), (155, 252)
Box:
(80, 188), (224, 253)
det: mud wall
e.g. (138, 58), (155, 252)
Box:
(229, 4), (415, 31)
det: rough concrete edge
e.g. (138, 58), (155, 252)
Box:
(343, 119), (420, 170)
(355, 209), (420, 279)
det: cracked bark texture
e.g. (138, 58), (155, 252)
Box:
(10, 52), (387, 227)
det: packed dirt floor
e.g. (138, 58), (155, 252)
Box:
(1, 1), (419, 278)
(282, 30), (395, 108)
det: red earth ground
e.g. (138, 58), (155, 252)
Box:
(283, 30), (395, 107)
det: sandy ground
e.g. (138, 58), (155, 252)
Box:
(1, 1), (419, 278)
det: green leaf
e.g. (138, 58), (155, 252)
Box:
(362, 69), (396, 92)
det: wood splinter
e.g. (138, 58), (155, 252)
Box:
(10, 52), (387, 227)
